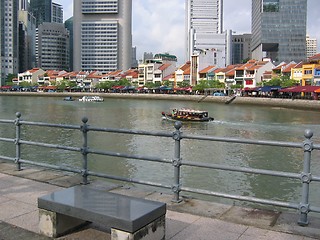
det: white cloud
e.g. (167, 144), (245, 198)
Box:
(133, 1), (185, 62)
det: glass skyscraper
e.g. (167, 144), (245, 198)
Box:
(30, 0), (52, 27)
(251, 0), (307, 64)
(73, 0), (132, 73)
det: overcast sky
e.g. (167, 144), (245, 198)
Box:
(56, 0), (319, 64)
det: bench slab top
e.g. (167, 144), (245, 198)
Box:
(38, 185), (166, 232)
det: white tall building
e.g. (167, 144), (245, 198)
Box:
(73, 0), (132, 73)
(306, 35), (317, 58)
(0, 0), (19, 85)
(185, 0), (227, 66)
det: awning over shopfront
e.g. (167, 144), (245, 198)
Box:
(255, 86), (281, 92)
(279, 86), (320, 93)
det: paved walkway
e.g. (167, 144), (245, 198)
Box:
(0, 162), (319, 240)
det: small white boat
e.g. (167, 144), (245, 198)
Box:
(79, 96), (104, 102)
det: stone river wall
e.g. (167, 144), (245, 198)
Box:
(1, 91), (320, 110)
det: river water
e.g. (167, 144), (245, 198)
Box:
(1, 95), (320, 209)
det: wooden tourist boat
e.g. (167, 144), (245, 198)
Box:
(161, 108), (214, 122)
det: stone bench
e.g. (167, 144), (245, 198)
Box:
(38, 185), (166, 240)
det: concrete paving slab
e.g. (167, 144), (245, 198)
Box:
(20, 169), (65, 182)
(0, 165), (320, 240)
(220, 205), (280, 228)
(0, 162), (18, 172)
(165, 211), (201, 239)
(273, 212), (320, 239)
(47, 174), (82, 187)
(57, 227), (110, 240)
(4, 167), (46, 178)
(6, 209), (39, 233)
(0, 199), (36, 221)
(110, 186), (156, 198)
(0, 221), (51, 240)
(169, 197), (233, 218)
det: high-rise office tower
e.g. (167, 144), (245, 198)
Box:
(251, 0), (307, 64)
(306, 35), (317, 59)
(30, 0), (52, 27)
(65, 17), (73, 71)
(52, 2), (63, 24)
(36, 22), (69, 71)
(0, 0), (19, 85)
(185, 0), (223, 60)
(186, 0), (229, 68)
(18, 2), (37, 72)
(73, 0), (132, 73)
(232, 34), (252, 64)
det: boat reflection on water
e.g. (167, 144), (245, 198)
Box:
(161, 108), (214, 122)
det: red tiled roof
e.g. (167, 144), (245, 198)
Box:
(29, 68), (40, 73)
(282, 63), (297, 73)
(308, 53), (320, 61)
(199, 65), (215, 74)
(163, 74), (174, 80)
(158, 63), (171, 71)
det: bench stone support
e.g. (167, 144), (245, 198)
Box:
(111, 215), (165, 240)
(39, 209), (89, 238)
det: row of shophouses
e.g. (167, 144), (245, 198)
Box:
(12, 53), (320, 91)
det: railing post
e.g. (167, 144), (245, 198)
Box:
(298, 129), (313, 226)
(81, 117), (89, 185)
(15, 112), (22, 171)
(172, 121), (182, 203)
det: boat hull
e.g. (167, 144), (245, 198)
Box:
(162, 113), (213, 122)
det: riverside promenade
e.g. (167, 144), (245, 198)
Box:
(1, 91), (320, 110)
(1, 161), (320, 240)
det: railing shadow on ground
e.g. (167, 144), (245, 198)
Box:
(0, 112), (320, 227)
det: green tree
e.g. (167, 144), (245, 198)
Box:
(6, 74), (17, 85)
(262, 75), (298, 88)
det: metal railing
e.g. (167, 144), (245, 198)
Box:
(1, 112), (320, 226)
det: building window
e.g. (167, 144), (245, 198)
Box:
(263, 0), (279, 12)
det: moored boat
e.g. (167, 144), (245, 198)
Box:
(63, 96), (74, 101)
(79, 96), (104, 102)
(161, 108), (213, 122)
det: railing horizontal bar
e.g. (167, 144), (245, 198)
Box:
(87, 148), (172, 164)
(182, 134), (302, 148)
(183, 161), (301, 179)
(313, 144), (320, 150)
(19, 140), (81, 152)
(19, 159), (82, 174)
(19, 121), (81, 130)
(309, 206), (320, 214)
(0, 120), (15, 124)
(0, 137), (15, 143)
(88, 126), (173, 138)
(311, 176), (320, 182)
(88, 171), (172, 189)
(181, 186), (300, 210)
(0, 156), (15, 162)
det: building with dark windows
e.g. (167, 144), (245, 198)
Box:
(0, 0), (19, 85)
(232, 34), (252, 64)
(251, 0), (307, 64)
(52, 2), (63, 23)
(37, 22), (69, 71)
(65, 17), (73, 71)
(73, 0), (132, 73)
(30, 0), (52, 27)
